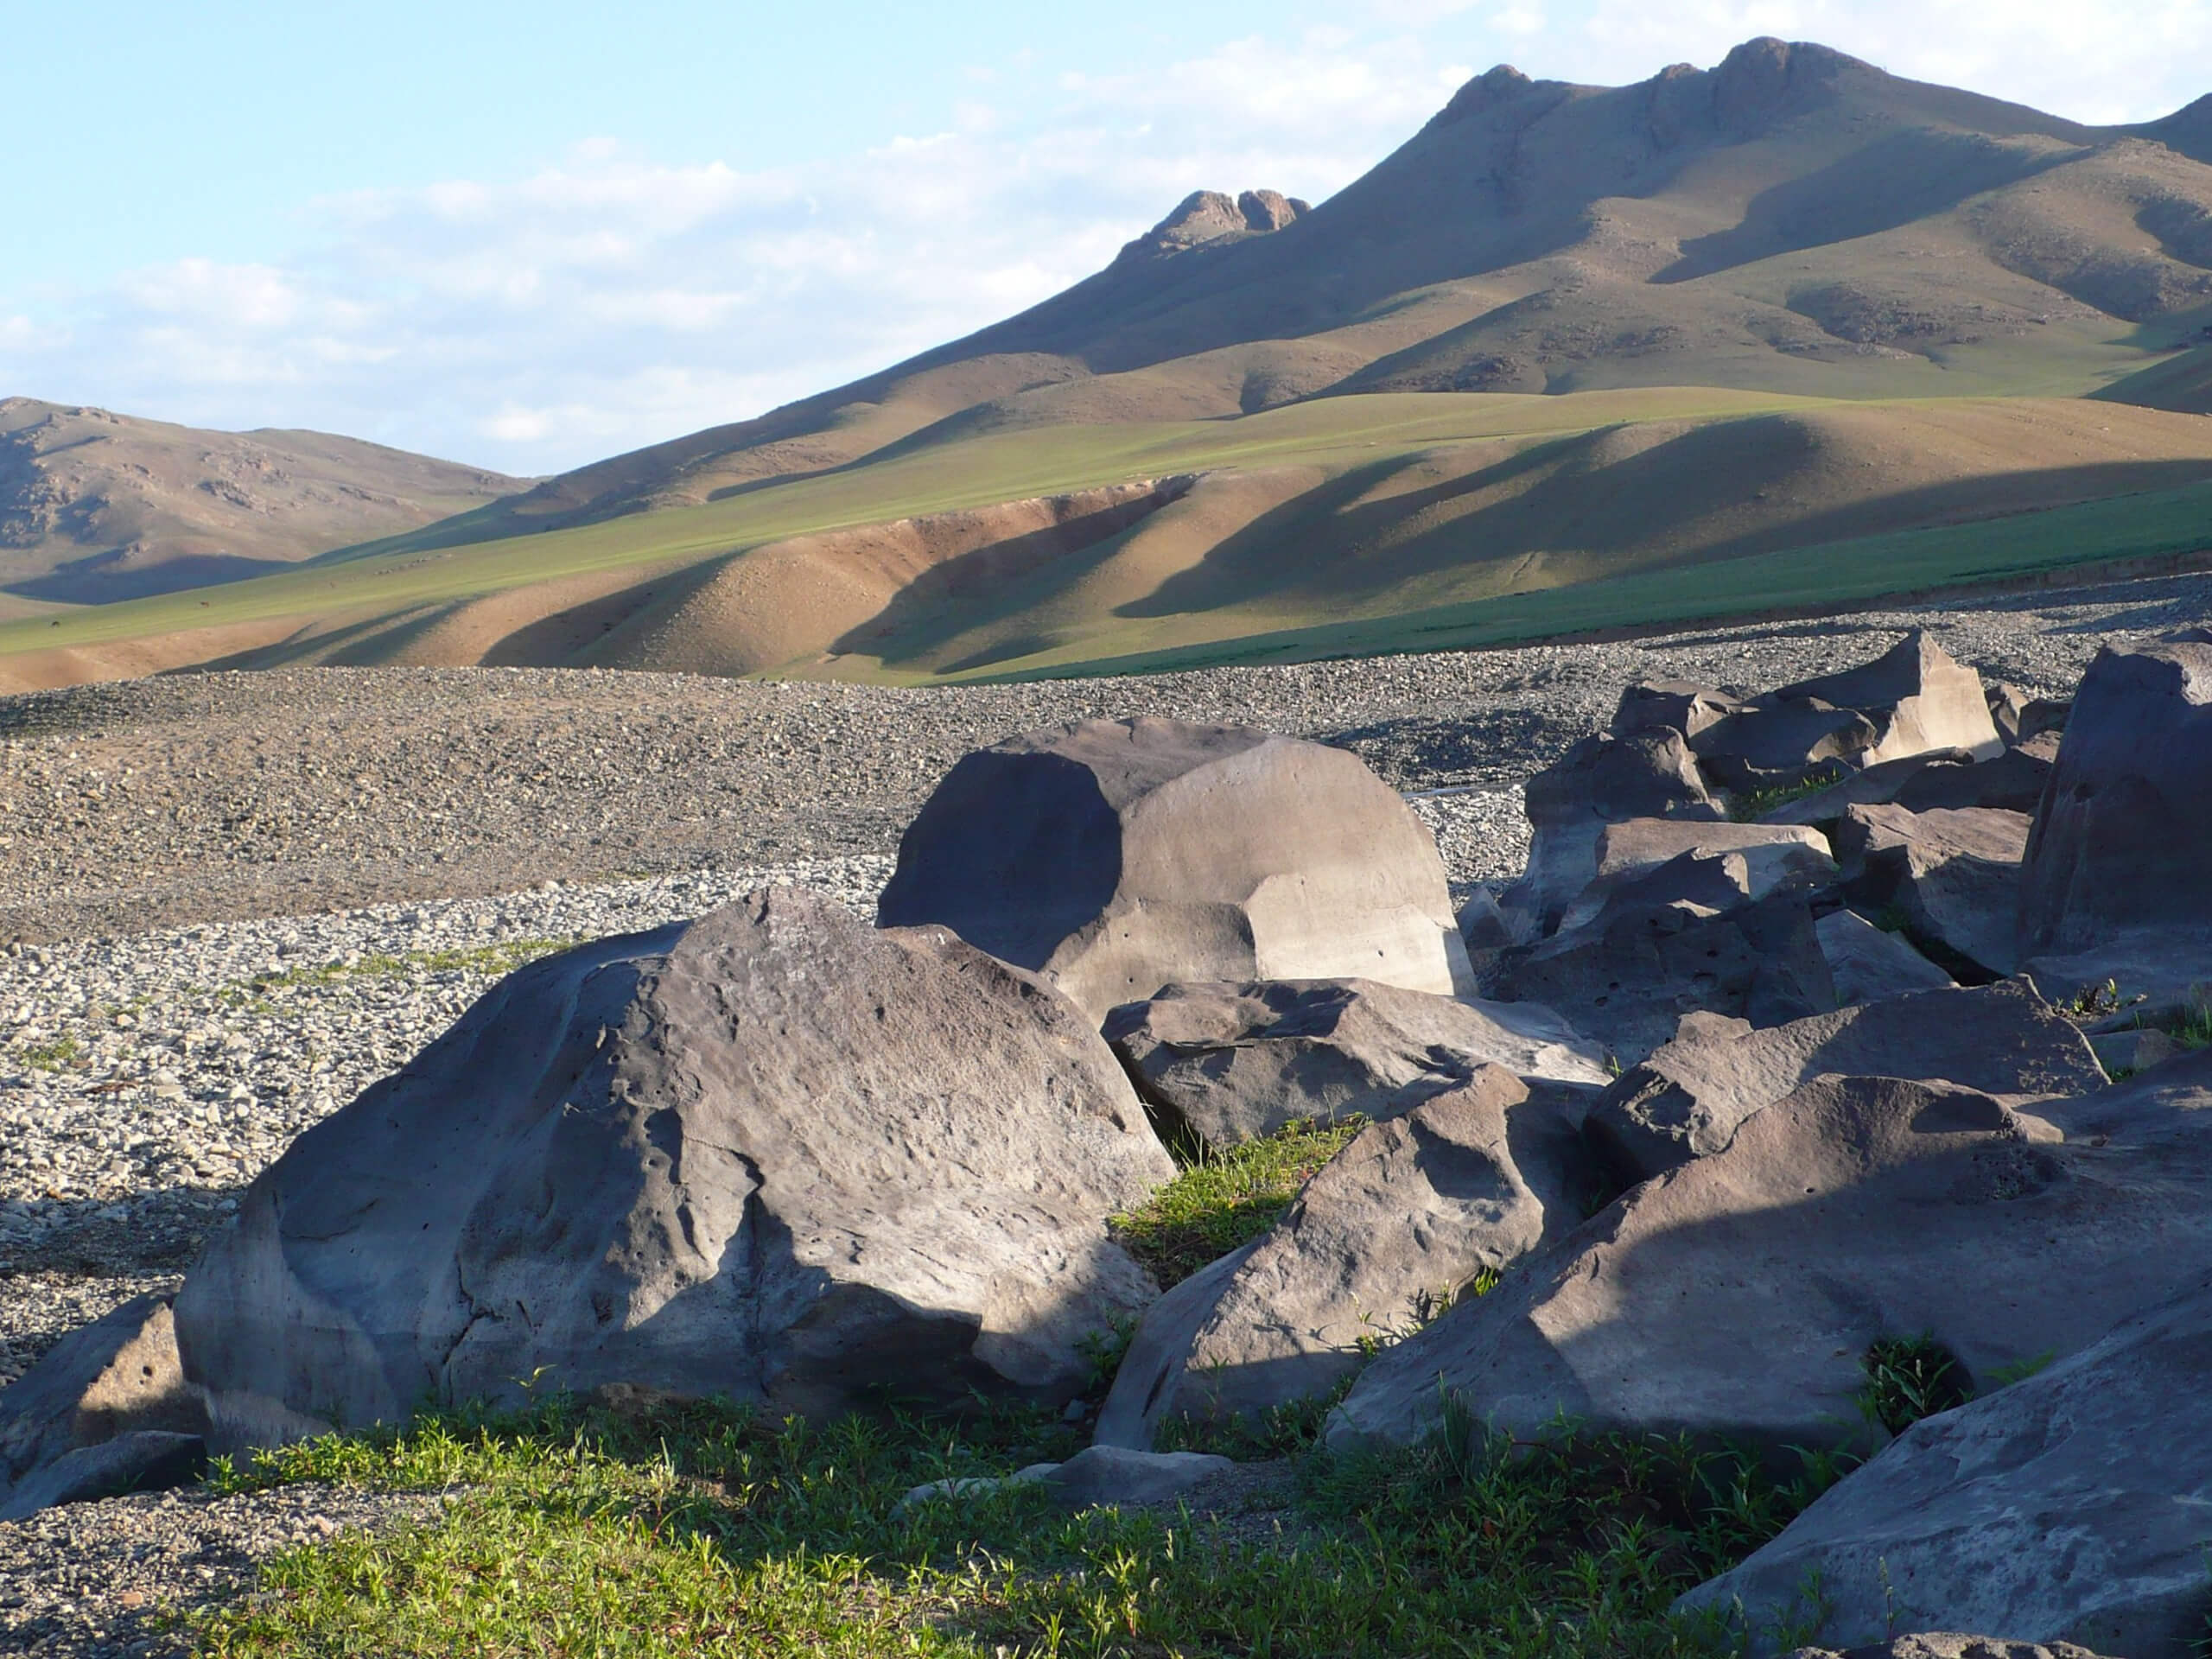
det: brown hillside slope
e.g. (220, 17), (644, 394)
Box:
(0, 399), (527, 601)
(406, 38), (2212, 547)
(87, 396), (2207, 692)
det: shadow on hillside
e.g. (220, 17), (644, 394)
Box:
(6, 551), (297, 605)
(1653, 130), (2083, 285)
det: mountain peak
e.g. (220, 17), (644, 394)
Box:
(1113, 187), (1310, 265)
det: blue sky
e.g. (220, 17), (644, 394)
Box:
(5, 1), (2209, 474)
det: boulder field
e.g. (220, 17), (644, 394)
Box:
(4, 628), (2211, 1656)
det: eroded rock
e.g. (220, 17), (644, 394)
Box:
(175, 889), (1176, 1434)
(877, 718), (1472, 1020)
(1102, 977), (1607, 1147)
(1330, 1057), (2212, 1456)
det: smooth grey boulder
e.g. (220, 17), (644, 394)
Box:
(1815, 910), (1955, 1005)
(1837, 804), (2030, 978)
(1681, 1273), (2212, 1659)
(1329, 1056), (2212, 1456)
(1505, 731), (1722, 938)
(1773, 631), (2005, 769)
(1101, 977), (1607, 1147)
(1096, 1069), (1599, 1446)
(1781, 1637), (2117, 1659)
(1492, 890), (1836, 1067)
(1585, 980), (2102, 1182)
(0, 1294), (208, 1518)
(899, 1445), (1236, 1510)
(876, 717), (1473, 1020)
(2018, 641), (2212, 1008)
(175, 889), (1176, 1434)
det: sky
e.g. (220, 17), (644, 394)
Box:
(3, 0), (2209, 476)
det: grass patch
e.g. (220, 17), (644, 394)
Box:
(14, 1033), (81, 1071)
(188, 1387), (1840, 1657)
(1109, 1116), (1364, 1288)
(1857, 1335), (1972, 1435)
(211, 938), (585, 1012)
(1724, 769), (1842, 823)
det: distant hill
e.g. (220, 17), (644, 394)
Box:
(0, 399), (527, 602)
(3, 39), (2211, 691)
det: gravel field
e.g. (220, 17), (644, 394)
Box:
(0, 570), (2207, 1655)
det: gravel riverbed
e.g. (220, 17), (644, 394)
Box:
(0, 570), (2206, 1654)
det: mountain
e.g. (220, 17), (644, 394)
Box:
(4, 40), (2212, 690)
(465, 37), (2212, 534)
(0, 399), (528, 603)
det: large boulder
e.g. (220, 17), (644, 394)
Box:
(1491, 890), (1836, 1067)
(1773, 632), (2005, 769)
(1101, 977), (1607, 1147)
(1096, 1069), (1599, 1447)
(1327, 1053), (2212, 1456)
(1837, 804), (2031, 979)
(1682, 1274), (2212, 1659)
(0, 1294), (209, 1519)
(876, 718), (1473, 1020)
(2018, 640), (2212, 1012)
(174, 889), (1177, 1433)
(1586, 980), (2103, 1183)
(1782, 1637), (2117, 1659)
(1505, 731), (1721, 937)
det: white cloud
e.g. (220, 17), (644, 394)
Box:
(0, 28), (1438, 474)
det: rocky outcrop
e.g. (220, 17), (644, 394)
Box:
(1815, 909), (1955, 1003)
(1113, 189), (1307, 264)
(0, 1295), (208, 1520)
(1491, 890), (1835, 1066)
(1097, 1069), (1598, 1446)
(2018, 639), (2212, 1011)
(1328, 1054), (2212, 1456)
(1102, 977), (1606, 1147)
(1837, 804), (2031, 978)
(1682, 1274), (2212, 1659)
(1504, 731), (1722, 936)
(1584, 980), (2102, 1182)
(1773, 632), (2005, 770)
(877, 718), (1472, 1020)
(174, 889), (1175, 1433)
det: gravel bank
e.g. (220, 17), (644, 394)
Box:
(0, 569), (2205, 1654)
(4, 573), (2197, 946)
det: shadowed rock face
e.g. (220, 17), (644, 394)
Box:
(2019, 639), (2212, 955)
(1102, 976), (1607, 1147)
(1681, 1269), (2212, 1659)
(1326, 1055), (2212, 1458)
(1096, 1068), (1602, 1447)
(174, 889), (1174, 1433)
(878, 718), (1473, 1020)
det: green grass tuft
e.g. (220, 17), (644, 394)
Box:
(1109, 1116), (1364, 1288)
(187, 1387), (1840, 1657)
(1857, 1335), (1972, 1435)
